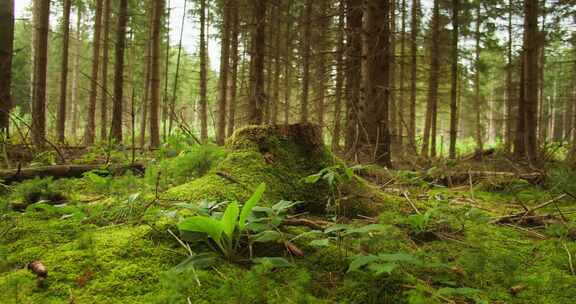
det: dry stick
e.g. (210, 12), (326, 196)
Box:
(563, 243), (575, 276)
(503, 224), (546, 240)
(402, 192), (421, 214)
(492, 194), (567, 224)
(7, 112), (66, 163)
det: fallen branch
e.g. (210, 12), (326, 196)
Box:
(491, 194), (567, 225)
(433, 171), (546, 186)
(282, 218), (332, 230)
(0, 163), (145, 184)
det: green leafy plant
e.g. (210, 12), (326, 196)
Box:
(178, 183), (266, 260)
(348, 252), (423, 275)
(406, 208), (435, 233)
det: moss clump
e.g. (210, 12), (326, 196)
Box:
(166, 124), (334, 213)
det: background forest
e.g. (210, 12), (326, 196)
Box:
(2, 0), (576, 304)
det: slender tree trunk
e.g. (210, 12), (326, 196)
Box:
(31, 0), (50, 147)
(398, 0), (407, 148)
(505, 0), (514, 153)
(332, 0), (345, 150)
(569, 30), (576, 163)
(199, 0), (208, 141)
(0, 0), (15, 135)
(389, 0), (397, 147)
(162, 3), (171, 140)
(345, 0), (362, 152)
(421, 0), (439, 158)
(408, 0), (419, 153)
(523, 0), (539, 162)
(474, 2), (483, 155)
(537, 0), (547, 144)
(140, 6), (154, 148)
(150, 0), (164, 148)
(217, 0), (231, 145)
(57, 0), (72, 143)
(111, 0), (128, 144)
(170, 0), (187, 138)
(84, 0), (103, 145)
(315, 0), (330, 136)
(448, 0), (459, 159)
(227, 0), (239, 137)
(283, 0), (293, 127)
(248, 0), (267, 125)
(300, 0), (312, 124)
(71, 7), (82, 140)
(362, 0), (392, 166)
(515, 49), (527, 157)
(271, 9), (282, 126)
(100, 0), (111, 141)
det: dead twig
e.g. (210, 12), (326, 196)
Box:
(402, 192), (421, 214)
(563, 243), (575, 275)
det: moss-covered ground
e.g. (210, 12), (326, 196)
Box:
(1, 135), (576, 303)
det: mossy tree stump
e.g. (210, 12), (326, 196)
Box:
(166, 124), (333, 213)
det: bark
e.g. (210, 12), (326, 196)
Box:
(71, 7), (82, 139)
(299, 0), (312, 124)
(408, 0), (420, 153)
(199, 0), (208, 141)
(217, 0), (231, 145)
(332, 0), (345, 150)
(315, 0), (330, 137)
(140, 6), (154, 148)
(474, 3), (484, 155)
(0, 163), (145, 184)
(31, 0), (50, 147)
(522, 0), (539, 162)
(448, 0), (458, 159)
(515, 49), (527, 157)
(344, 0), (362, 152)
(57, 0), (72, 144)
(227, 0), (239, 137)
(248, 0), (266, 125)
(84, 0), (103, 145)
(0, 0), (15, 135)
(398, 0), (407, 148)
(111, 0), (128, 144)
(283, 0), (293, 127)
(170, 0), (187, 138)
(569, 31), (576, 163)
(505, 0), (514, 153)
(150, 0), (164, 148)
(100, 0), (111, 141)
(421, 0), (440, 158)
(361, 0), (392, 166)
(389, 0), (397, 146)
(271, 8), (282, 126)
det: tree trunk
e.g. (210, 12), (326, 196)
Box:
(100, 0), (111, 141)
(344, 0), (362, 152)
(271, 9), (282, 126)
(474, 2), (484, 155)
(389, 0), (397, 147)
(140, 6), (154, 148)
(111, 0), (128, 144)
(315, 0), (330, 137)
(299, 0), (312, 124)
(199, 0), (208, 141)
(217, 0), (231, 145)
(31, 0), (50, 147)
(57, 0), (72, 144)
(362, 0), (392, 166)
(0, 0), (15, 135)
(421, 0), (439, 158)
(398, 0), (407, 148)
(248, 0), (266, 125)
(71, 7), (82, 140)
(227, 0), (239, 137)
(448, 0), (459, 159)
(569, 30), (576, 164)
(332, 0), (345, 150)
(84, 0), (103, 145)
(505, 0), (514, 153)
(283, 0), (293, 127)
(150, 0), (164, 148)
(515, 49), (527, 157)
(523, 0), (539, 162)
(408, 0), (420, 153)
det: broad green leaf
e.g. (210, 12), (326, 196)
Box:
(378, 253), (422, 266)
(324, 223), (350, 234)
(309, 238), (331, 247)
(239, 183), (266, 232)
(173, 252), (218, 273)
(251, 230), (283, 243)
(303, 173), (322, 184)
(179, 216), (223, 244)
(221, 202), (239, 239)
(253, 257), (293, 268)
(368, 262), (398, 275)
(343, 224), (389, 235)
(347, 255), (380, 273)
(324, 171), (337, 186)
(272, 200), (301, 212)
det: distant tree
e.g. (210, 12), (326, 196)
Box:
(345, 0), (362, 152)
(0, 0), (15, 135)
(226, 0), (240, 137)
(111, 0), (128, 143)
(31, 0), (50, 147)
(100, 0), (111, 141)
(84, 0), (103, 145)
(421, 0), (440, 157)
(150, 0), (164, 148)
(408, 0), (420, 153)
(449, 0), (459, 159)
(248, 0), (267, 125)
(57, 0), (72, 144)
(299, 0), (312, 124)
(217, 0), (231, 145)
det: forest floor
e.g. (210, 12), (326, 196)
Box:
(1, 131), (576, 304)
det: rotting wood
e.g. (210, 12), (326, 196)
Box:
(0, 163), (145, 184)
